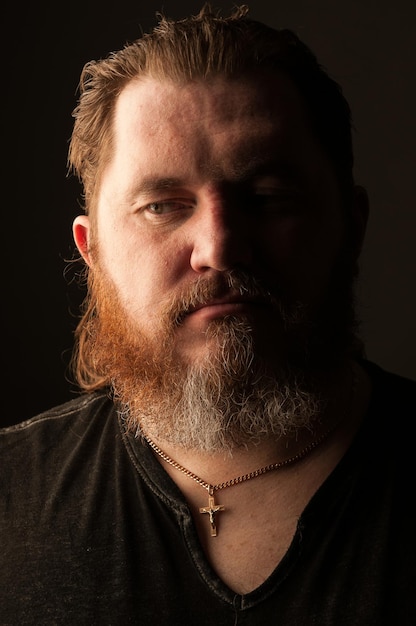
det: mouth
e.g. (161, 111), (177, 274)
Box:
(184, 295), (270, 323)
(172, 271), (277, 328)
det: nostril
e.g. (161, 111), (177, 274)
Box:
(189, 227), (253, 273)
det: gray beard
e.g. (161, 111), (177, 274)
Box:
(85, 260), (358, 454)
(118, 318), (322, 453)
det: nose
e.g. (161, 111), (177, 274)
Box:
(189, 203), (253, 274)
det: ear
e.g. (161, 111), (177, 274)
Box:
(350, 185), (370, 256)
(73, 215), (93, 267)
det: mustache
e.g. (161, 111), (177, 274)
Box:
(162, 270), (287, 326)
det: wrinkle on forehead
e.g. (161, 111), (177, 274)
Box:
(103, 72), (327, 202)
(116, 72), (305, 135)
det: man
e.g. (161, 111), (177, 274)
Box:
(1, 5), (415, 624)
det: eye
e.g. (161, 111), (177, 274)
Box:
(253, 189), (304, 215)
(145, 201), (183, 215)
(141, 199), (194, 221)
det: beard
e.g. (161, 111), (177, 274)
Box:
(80, 242), (360, 453)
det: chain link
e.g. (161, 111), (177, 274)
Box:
(144, 423), (339, 494)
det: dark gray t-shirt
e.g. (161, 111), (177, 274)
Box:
(1, 361), (415, 625)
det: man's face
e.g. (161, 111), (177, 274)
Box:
(73, 71), (366, 449)
(76, 72), (357, 362)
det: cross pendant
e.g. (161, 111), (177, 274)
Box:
(199, 489), (225, 537)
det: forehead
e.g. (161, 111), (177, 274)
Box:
(106, 71), (326, 189)
(119, 70), (302, 117)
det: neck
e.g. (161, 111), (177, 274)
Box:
(141, 359), (372, 591)
(142, 358), (369, 492)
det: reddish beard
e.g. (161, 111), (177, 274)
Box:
(79, 259), (359, 451)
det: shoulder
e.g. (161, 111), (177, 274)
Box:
(359, 360), (416, 477)
(1, 391), (113, 433)
(0, 391), (129, 523)
(0, 392), (117, 464)
(362, 359), (416, 409)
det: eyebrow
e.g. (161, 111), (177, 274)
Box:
(128, 159), (302, 202)
(129, 177), (186, 200)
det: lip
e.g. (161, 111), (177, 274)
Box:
(186, 296), (268, 321)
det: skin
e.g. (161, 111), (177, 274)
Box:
(73, 71), (367, 366)
(72, 71), (370, 592)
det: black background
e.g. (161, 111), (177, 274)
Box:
(3, 0), (415, 427)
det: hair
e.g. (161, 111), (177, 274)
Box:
(68, 4), (358, 392)
(68, 3), (354, 216)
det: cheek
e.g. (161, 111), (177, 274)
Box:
(99, 229), (187, 326)
(264, 217), (345, 299)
